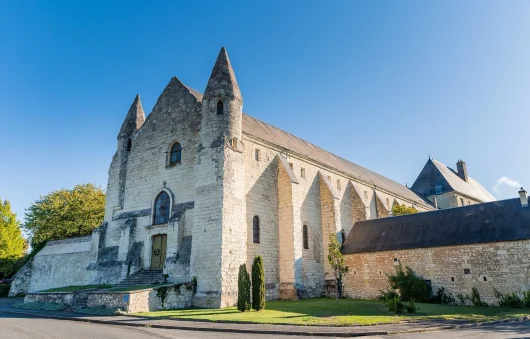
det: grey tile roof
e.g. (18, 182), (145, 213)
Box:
(242, 114), (433, 208)
(431, 159), (495, 202)
(342, 198), (530, 254)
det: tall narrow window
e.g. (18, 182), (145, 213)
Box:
(337, 179), (341, 190)
(301, 168), (306, 178)
(255, 149), (260, 161)
(217, 100), (224, 115)
(153, 191), (170, 225)
(253, 216), (260, 243)
(169, 142), (182, 166)
(303, 224), (309, 249)
(127, 139), (132, 151)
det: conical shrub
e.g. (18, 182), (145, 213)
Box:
(252, 256), (266, 310)
(237, 264), (251, 312)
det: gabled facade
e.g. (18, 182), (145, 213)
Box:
(411, 158), (495, 209)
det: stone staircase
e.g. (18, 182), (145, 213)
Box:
(114, 270), (164, 288)
(73, 294), (89, 308)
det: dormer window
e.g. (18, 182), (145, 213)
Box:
(169, 142), (182, 166)
(217, 100), (224, 115)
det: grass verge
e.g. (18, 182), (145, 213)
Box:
(75, 305), (121, 316)
(133, 298), (529, 326)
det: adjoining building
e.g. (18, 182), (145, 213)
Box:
(411, 158), (495, 209)
(9, 48), (435, 307)
(342, 189), (530, 304)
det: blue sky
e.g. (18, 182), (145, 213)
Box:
(1, 1), (529, 220)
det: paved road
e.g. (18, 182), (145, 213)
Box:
(1, 311), (529, 338)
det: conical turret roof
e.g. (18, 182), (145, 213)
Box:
(119, 94), (145, 136)
(204, 47), (242, 101)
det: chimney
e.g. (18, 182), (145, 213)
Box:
(456, 160), (468, 182)
(519, 187), (528, 207)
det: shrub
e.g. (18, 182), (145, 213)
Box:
(237, 264), (251, 312)
(522, 290), (530, 308)
(456, 293), (467, 305)
(387, 265), (431, 302)
(378, 289), (399, 301)
(494, 288), (523, 308)
(0, 284), (10, 297)
(432, 287), (455, 305)
(384, 296), (404, 313)
(251, 256), (266, 310)
(404, 300), (419, 313)
(469, 287), (488, 307)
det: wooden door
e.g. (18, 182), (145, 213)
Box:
(150, 234), (167, 270)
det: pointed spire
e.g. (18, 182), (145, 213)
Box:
(119, 94), (145, 137)
(204, 47), (242, 101)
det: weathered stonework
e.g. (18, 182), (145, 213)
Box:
(343, 239), (530, 305)
(11, 48), (434, 306)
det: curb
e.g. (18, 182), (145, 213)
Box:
(1, 309), (529, 337)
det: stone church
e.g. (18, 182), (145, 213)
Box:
(12, 48), (439, 307)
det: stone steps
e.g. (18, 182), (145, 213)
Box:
(115, 270), (164, 288)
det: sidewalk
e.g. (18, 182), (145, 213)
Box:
(0, 299), (528, 337)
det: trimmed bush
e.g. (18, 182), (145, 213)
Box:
(384, 296), (404, 313)
(387, 265), (431, 302)
(378, 289), (399, 301)
(237, 264), (251, 312)
(252, 256), (266, 310)
(404, 300), (419, 313)
(0, 284), (10, 297)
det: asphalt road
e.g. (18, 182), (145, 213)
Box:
(1, 312), (529, 339)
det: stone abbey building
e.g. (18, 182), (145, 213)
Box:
(11, 48), (442, 307)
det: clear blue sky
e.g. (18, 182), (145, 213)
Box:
(1, 1), (529, 221)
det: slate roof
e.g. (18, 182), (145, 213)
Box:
(431, 159), (495, 202)
(342, 198), (530, 254)
(242, 114), (433, 208)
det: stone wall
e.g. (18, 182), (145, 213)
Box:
(24, 292), (75, 306)
(343, 239), (530, 304)
(8, 258), (33, 297)
(27, 237), (96, 293)
(86, 284), (193, 312)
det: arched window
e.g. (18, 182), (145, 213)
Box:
(169, 142), (182, 166)
(303, 224), (309, 249)
(253, 216), (260, 243)
(127, 139), (132, 151)
(153, 191), (170, 225)
(217, 100), (223, 115)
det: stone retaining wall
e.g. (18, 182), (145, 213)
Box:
(87, 283), (194, 312)
(24, 292), (76, 306)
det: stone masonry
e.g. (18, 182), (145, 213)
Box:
(11, 47), (434, 306)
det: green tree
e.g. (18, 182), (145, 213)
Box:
(392, 204), (419, 216)
(328, 233), (349, 301)
(237, 264), (251, 312)
(0, 199), (27, 278)
(251, 256), (266, 310)
(24, 184), (105, 248)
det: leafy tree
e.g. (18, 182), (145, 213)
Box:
(328, 233), (349, 301)
(392, 204), (419, 216)
(0, 199), (27, 278)
(24, 184), (105, 248)
(237, 264), (251, 312)
(251, 256), (266, 310)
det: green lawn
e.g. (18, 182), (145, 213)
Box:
(133, 298), (529, 326)
(107, 284), (161, 292)
(40, 285), (112, 292)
